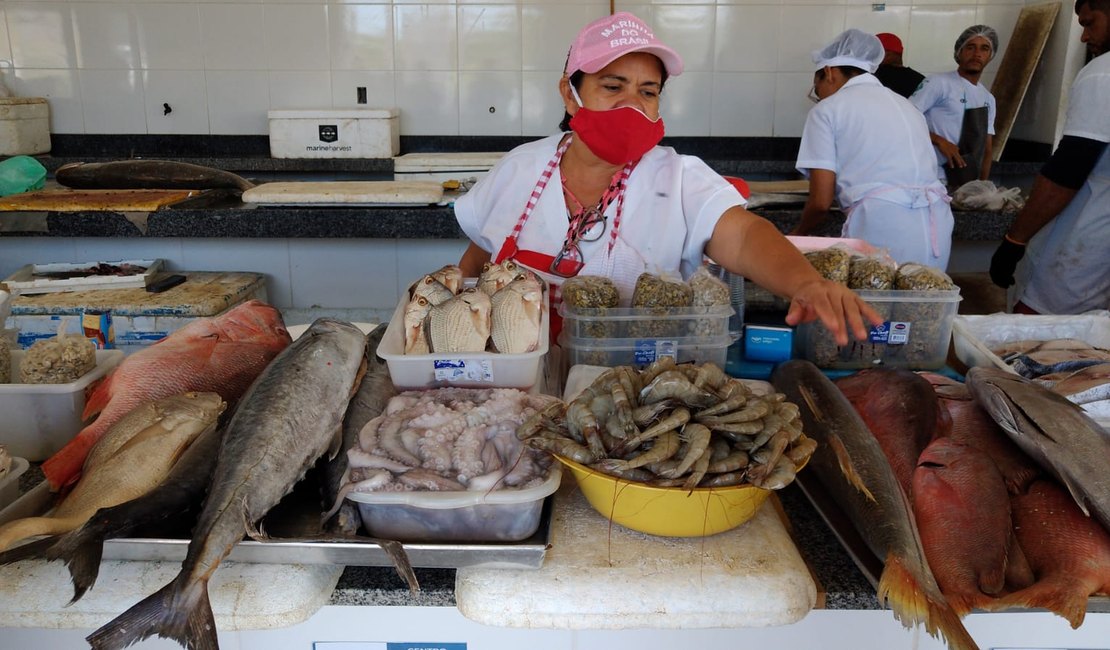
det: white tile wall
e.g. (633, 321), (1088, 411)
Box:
(289, 240), (396, 309)
(0, 1), (1079, 141)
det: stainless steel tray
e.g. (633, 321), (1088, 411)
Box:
(1, 478), (554, 570)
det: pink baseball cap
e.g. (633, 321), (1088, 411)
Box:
(564, 12), (684, 78)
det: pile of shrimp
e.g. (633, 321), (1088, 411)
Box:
(518, 358), (816, 490)
(340, 387), (559, 496)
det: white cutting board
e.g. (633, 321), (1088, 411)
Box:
(393, 152), (504, 172)
(241, 181), (444, 206)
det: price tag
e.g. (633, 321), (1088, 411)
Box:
(867, 321), (910, 345)
(314, 644), (467, 650)
(634, 339), (677, 365)
(433, 359), (493, 383)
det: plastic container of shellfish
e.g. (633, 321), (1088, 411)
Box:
(559, 303), (734, 340)
(559, 331), (732, 369)
(794, 288), (961, 370)
(377, 281), (549, 390)
(346, 464), (561, 543)
(0, 349), (124, 460)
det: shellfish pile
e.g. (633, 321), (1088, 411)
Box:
(403, 261), (544, 355)
(517, 358), (815, 490)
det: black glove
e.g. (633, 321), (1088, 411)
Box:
(989, 238), (1026, 288)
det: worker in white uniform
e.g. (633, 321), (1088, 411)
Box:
(910, 25), (1000, 188)
(454, 12), (881, 344)
(793, 29), (955, 270)
(990, 0), (1110, 314)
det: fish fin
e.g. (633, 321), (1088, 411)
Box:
(879, 554), (981, 650)
(82, 374), (115, 421)
(826, 434), (877, 504)
(0, 536), (57, 567)
(41, 423), (104, 491)
(44, 524), (106, 605)
(993, 578), (1087, 629)
(1003, 528), (1035, 591)
(86, 575), (218, 650)
(0, 516), (83, 553)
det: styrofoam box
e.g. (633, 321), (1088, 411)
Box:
(377, 284), (549, 390)
(560, 332), (732, 369)
(0, 456), (29, 510)
(795, 289), (962, 370)
(347, 464), (561, 543)
(952, 311), (1110, 372)
(0, 350), (124, 460)
(268, 108), (399, 159)
(0, 98), (50, 156)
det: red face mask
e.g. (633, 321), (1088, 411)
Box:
(568, 88), (665, 165)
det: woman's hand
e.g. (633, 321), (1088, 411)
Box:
(784, 279), (884, 346)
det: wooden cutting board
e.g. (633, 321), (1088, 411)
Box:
(0, 188), (200, 211)
(241, 181), (444, 205)
(747, 180), (810, 194)
(393, 152), (504, 172)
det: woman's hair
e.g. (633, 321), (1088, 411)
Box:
(815, 66), (867, 81)
(1076, 0), (1109, 12)
(558, 67), (670, 132)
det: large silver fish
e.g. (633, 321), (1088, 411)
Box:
(87, 319), (366, 650)
(55, 160), (255, 191)
(323, 323), (396, 534)
(966, 366), (1110, 531)
(772, 360), (980, 650)
(490, 274), (543, 354)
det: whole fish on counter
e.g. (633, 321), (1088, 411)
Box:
(997, 479), (1110, 628)
(0, 392), (225, 552)
(911, 437), (1032, 616)
(835, 368), (948, 496)
(87, 319), (366, 650)
(966, 366), (1110, 532)
(42, 299), (292, 491)
(55, 160), (255, 192)
(0, 417), (227, 603)
(323, 322), (396, 535)
(771, 360), (980, 650)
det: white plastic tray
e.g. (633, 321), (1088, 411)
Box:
(0, 456), (29, 510)
(952, 311), (1110, 372)
(377, 281), (549, 390)
(0, 349), (125, 460)
(2, 259), (163, 295)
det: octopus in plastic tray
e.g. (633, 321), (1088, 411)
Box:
(335, 387), (559, 501)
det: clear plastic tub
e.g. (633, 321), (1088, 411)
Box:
(795, 289), (961, 370)
(0, 349), (124, 460)
(377, 282), (549, 390)
(0, 456), (29, 510)
(560, 332), (732, 368)
(560, 303), (733, 340)
(952, 311), (1110, 372)
(346, 464), (561, 543)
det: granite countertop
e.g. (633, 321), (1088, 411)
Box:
(0, 198), (1014, 242)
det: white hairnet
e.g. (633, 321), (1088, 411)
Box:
(812, 29), (885, 74)
(955, 25), (999, 61)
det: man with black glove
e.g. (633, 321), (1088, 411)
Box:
(990, 0), (1110, 314)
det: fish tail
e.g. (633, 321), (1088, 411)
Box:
(0, 516), (83, 553)
(87, 575), (218, 650)
(44, 525), (106, 604)
(880, 555), (981, 650)
(993, 580), (1087, 629)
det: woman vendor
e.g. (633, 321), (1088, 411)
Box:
(454, 11), (880, 346)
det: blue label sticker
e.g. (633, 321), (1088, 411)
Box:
(432, 359), (493, 383)
(634, 339), (677, 365)
(868, 321), (910, 345)
(387, 644), (467, 650)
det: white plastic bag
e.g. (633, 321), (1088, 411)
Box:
(951, 180), (1025, 212)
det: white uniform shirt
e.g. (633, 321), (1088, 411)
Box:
(797, 74), (954, 268)
(910, 70), (997, 173)
(454, 134), (744, 303)
(1015, 53), (1110, 314)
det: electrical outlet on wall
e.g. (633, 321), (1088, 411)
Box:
(357, 87), (367, 105)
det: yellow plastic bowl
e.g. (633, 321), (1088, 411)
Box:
(554, 455), (772, 537)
